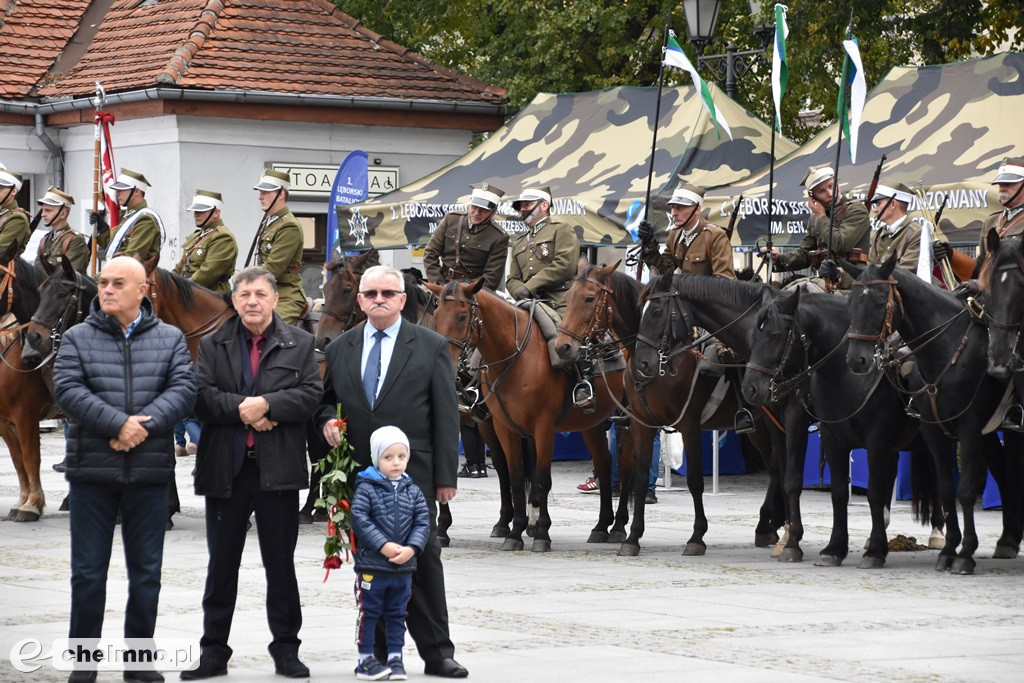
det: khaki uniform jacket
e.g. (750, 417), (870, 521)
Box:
(423, 211), (509, 291)
(37, 226), (89, 272)
(95, 199), (162, 263)
(641, 217), (735, 277)
(0, 200), (31, 257)
(172, 219), (238, 294)
(869, 215), (923, 270)
(505, 217), (579, 313)
(255, 206), (305, 324)
(779, 196), (871, 270)
(977, 206), (1024, 262)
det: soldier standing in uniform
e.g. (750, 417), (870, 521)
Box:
(0, 168), (31, 257)
(761, 164), (871, 289)
(174, 190), (239, 294)
(637, 182), (735, 278)
(424, 182), (509, 479)
(91, 168), (164, 264)
(251, 169), (306, 325)
(424, 182), (508, 291)
(36, 187), (89, 273)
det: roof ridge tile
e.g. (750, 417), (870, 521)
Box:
(155, 0), (225, 85)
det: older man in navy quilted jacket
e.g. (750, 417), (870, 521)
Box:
(54, 256), (195, 683)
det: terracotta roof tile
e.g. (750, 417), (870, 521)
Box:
(0, 0), (91, 98)
(22, 0), (503, 106)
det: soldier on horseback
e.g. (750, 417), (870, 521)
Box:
(867, 180), (943, 285)
(251, 169), (306, 325)
(0, 168), (31, 257)
(92, 167), (164, 264)
(174, 190), (238, 294)
(36, 187), (88, 273)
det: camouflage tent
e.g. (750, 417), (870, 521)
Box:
(337, 83), (795, 249)
(703, 52), (1024, 247)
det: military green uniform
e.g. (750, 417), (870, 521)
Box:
(172, 219), (238, 294)
(37, 227), (89, 272)
(423, 211), (509, 290)
(255, 206), (306, 324)
(505, 217), (579, 314)
(777, 196), (871, 289)
(641, 217), (735, 278)
(977, 206), (1024, 262)
(0, 200), (31, 257)
(869, 216), (924, 270)
(96, 199), (162, 263)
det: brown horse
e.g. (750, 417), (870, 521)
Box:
(555, 263), (782, 556)
(429, 278), (625, 552)
(145, 267), (235, 362)
(0, 242), (54, 521)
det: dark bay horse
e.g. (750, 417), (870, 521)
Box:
(430, 279), (625, 552)
(744, 285), (939, 568)
(0, 242), (53, 520)
(626, 273), (784, 557)
(846, 256), (1021, 574)
(554, 263), (782, 557)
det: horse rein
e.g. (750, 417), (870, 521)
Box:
(147, 271), (235, 342)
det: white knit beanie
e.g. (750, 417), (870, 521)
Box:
(369, 425), (410, 468)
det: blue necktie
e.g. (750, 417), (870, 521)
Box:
(363, 330), (387, 406)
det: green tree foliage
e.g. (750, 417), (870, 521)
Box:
(334, 0), (1023, 145)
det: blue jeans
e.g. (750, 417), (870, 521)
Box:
(69, 481), (169, 640)
(174, 419), (201, 447)
(608, 424), (661, 490)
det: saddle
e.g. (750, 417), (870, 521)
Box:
(295, 297), (322, 335)
(513, 299), (625, 374)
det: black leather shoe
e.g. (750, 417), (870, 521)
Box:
(68, 672), (97, 683)
(124, 671), (165, 682)
(179, 655), (227, 680)
(273, 653), (310, 679)
(424, 658), (469, 678)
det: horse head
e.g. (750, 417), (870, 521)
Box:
(846, 251), (901, 375)
(555, 259), (621, 363)
(981, 232), (1024, 379)
(432, 278), (485, 372)
(0, 243), (45, 324)
(316, 250), (379, 351)
(744, 286), (804, 405)
(23, 256), (95, 368)
(634, 273), (691, 380)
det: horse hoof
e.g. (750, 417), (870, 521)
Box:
(526, 526), (536, 538)
(858, 555), (885, 569)
(950, 557), (976, 575)
(778, 547), (803, 563)
(935, 555), (954, 572)
(490, 524), (509, 538)
(15, 510), (41, 522)
(59, 496), (70, 512)
(501, 538), (524, 551)
(617, 543), (641, 557)
(297, 512), (314, 525)
(814, 554), (844, 567)
(992, 543), (1019, 560)
(754, 531), (779, 548)
(437, 535), (450, 548)
(5, 509), (18, 521)
(531, 539), (551, 553)
(770, 543), (785, 558)
(682, 543), (706, 556)
(587, 530), (609, 544)
(928, 528), (946, 550)
(608, 530), (627, 544)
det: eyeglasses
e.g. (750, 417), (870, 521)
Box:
(360, 289), (402, 299)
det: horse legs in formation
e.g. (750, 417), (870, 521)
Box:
(8, 400), (46, 523)
(495, 421), (529, 552)
(751, 417), (785, 548)
(814, 427), (851, 567)
(607, 421), (637, 546)
(619, 421), (658, 557)
(859, 445), (900, 569)
(917, 427), (963, 571)
(987, 431), (1023, 560)
(580, 425), (615, 546)
(1, 421), (28, 520)
(677, 419), (709, 556)
(778, 407), (811, 563)
(480, 420), (515, 539)
(950, 431), (993, 575)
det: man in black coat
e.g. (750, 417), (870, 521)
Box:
(319, 265), (466, 678)
(185, 266), (323, 680)
(54, 256), (196, 683)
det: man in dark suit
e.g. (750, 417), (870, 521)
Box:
(319, 265), (466, 678)
(185, 266), (323, 680)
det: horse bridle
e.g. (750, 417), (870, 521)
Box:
(635, 289), (694, 380)
(983, 260), (1024, 372)
(745, 312), (813, 403)
(847, 278), (904, 359)
(320, 264), (367, 329)
(441, 291), (484, 378)
(147, 271), (234, 342)
(30, 270), (90, 361)
(556, 276), (617, 354)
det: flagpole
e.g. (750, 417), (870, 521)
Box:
(826, 9), (855, 258)
(638, 13), (671, 281)
(90, 82), (105, 276)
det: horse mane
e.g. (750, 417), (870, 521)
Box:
(753, 289), (794, 335)
(326, 251), (380, 276)
(155, 268), (213, 310)
(670, 272), (766, 309)
(979, 237), (1024, 291)
(14, 255), (46, 291)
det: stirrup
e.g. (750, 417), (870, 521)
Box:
(573, 380), (596, 413)
(1000, 403), (1024, 433)
(733, 407), (756, 434)
(905, 398), (921, 420)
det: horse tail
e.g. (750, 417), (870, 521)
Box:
(907, 437), (940, 526)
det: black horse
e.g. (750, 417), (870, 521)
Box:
(744, 285), (939, 568)
(846, 254), (1022, 574)
(22, 255), (96, 368)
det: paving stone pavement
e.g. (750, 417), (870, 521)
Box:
(2, 429), (1023, 682)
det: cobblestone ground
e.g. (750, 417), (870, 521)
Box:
(1, 429), (1023, 681)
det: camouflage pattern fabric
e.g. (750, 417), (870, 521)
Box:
(702, 52), (1024, 247)
(338, 83), (795, 249)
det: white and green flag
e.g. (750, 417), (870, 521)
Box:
(664, 30), (732, 140)
(771, 4), (789, 132)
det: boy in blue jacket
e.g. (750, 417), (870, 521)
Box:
(351, 426), (430, 681)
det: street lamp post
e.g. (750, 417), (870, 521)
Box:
(682, 0), (772, 99)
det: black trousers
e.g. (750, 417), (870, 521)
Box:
(376, 497), (454, 663)
(200, 457), (302, 662)
(460, 424), (486, 467)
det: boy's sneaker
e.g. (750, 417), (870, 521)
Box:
(386, 657), (406, 681)
(355, 656), (391, 681)
(576, 476), (599, 493)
